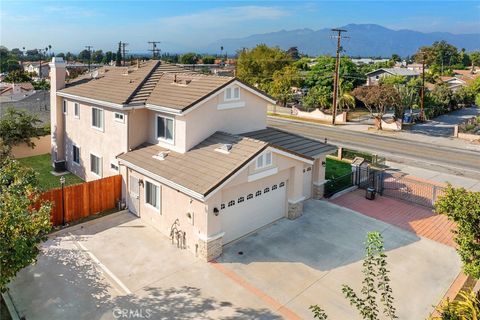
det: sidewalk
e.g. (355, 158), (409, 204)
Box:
(386, 161), (480, 191)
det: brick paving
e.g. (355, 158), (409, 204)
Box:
(330, 189), (456, 247)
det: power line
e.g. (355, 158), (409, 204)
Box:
(148, 41), (161, 59)
(330, 28), (349, 125)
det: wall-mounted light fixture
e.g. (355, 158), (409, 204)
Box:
(213, 207), (219, 216)
(322, 161), (326, 167)
(186, 212), (192, 219)
(138, 179), (144, 187)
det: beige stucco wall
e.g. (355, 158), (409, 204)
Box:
(183, 86), (268, 151)
(145, 111), (187, 153)
(62, 99), (128, 181)
(128, 108), (150, 150)
(124, 167), (208, 257)
(11, 135), (51, 159)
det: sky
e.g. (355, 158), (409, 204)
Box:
(1, 0), (479, 53)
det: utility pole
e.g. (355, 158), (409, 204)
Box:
(148, 41), (161, 59)
(85, 45), (93, 71)
(121, 42), (129, 66)
(331, 28), (348, 125)
(420, 52), (426, 122)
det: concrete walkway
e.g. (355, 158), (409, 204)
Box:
(330, 189), (456, 247)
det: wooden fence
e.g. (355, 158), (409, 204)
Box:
(40, 175), (122, 226)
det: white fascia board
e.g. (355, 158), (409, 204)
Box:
(145, 103), (183, 116)
(117, 158), (205, 202)
(57, 92), (127, 110)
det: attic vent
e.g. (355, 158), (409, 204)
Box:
(153, 151), (170, 161)
(215, 144), (232, 154)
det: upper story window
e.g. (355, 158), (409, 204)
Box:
(91, 107), (104, 131)
(63, 100), (67, 115)
(114, 112), (124, 123)
(156, 115), (174, 143)
(224, 85), (240, 101)
(256, 151), (272, 169)
(74, 103), (80, 118)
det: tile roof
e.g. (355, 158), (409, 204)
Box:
(146, 73), (234, 111)
(243, 127), (336, 159)
(60, 61), (192, 105)
(118, 132), (267, 197)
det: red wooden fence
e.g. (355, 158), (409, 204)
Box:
(40, 175), (122, 226)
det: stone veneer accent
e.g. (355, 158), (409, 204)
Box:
(287, 200), (304, 220)
(312, 182), (326, 200)
(197, 236), (223, 261)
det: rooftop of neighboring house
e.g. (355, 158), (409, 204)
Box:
(366, 67), (421, 77)
(452, 69), (479, 84)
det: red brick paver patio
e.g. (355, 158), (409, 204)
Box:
(330, 189), (456, 247)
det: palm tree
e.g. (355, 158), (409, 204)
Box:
(337, 88), (355, 111)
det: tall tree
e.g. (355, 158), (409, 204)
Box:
(286, 47), (300, 60)
(269, 65), (301, 108)
(0, 157), (52, 292)
(352, 85), (399, 129)
(236, 44), (291, 92)
(179, 52), (199, 64)
(116, 43), (122, 67)
(0, 108), (42, 155)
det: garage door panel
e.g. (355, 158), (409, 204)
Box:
(221, 181), (286, 244)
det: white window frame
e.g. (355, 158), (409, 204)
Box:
(144, 179), (161, 211)
(155, 115), (174, 144)
(224, 85), (240, 101)
(91, 107), (104, 132)
(63, 100), (68, 115)
(89, 153), (102, 177)
(256, 151), (273, 170)
(72, 144), (80, 165)
(114, 112), (125, 123)
(74, 103), (80, 119)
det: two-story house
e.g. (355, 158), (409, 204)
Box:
(49, 57), (335, 261)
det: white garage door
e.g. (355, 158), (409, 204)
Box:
(220, 181), (286, 244)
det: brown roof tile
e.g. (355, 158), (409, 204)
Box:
(118, 132), (267, 197)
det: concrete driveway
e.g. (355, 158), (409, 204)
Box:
(8, 200), (460, 320)
(408, 106), (479, 137)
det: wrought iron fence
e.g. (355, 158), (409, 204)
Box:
(324, 172), (354, 198)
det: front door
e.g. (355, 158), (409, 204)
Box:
(129, 175), (140, 217)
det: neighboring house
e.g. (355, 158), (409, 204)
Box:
(0, 82), (35, 101)
(351, 58), (389, 65)
(437, 70), (479, 92)
(439, 76), (466, 92)
(366, 68), (420, 85)
(49, 57), (335, 261)
(0, 90), (50, 124)
(24, 62), (50, 78)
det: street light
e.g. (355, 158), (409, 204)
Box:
(60, 176), (65, 227)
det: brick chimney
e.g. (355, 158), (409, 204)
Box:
(49, 57), (66, 163)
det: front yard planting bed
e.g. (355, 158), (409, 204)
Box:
(18, 154), (83, 191)
(325, 156), (352, 179)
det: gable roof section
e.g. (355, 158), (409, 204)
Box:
(118, 132), (268, 199)
(366, 68), (420, 77)
(243, 127), (336, 159)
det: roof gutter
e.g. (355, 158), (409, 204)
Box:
(57, 92), (128, 110)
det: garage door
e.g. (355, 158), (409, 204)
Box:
(220, 181), (286, 244)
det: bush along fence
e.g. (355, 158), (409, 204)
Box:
(40, 175), (122, 226)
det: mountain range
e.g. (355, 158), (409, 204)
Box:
(202, 24), (480, 57)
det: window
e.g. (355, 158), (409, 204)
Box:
(74, 103), (80, 118)
(225, 86), (240, 101)
(63, 100), (67, 115)
(145, 181), (160, 210)
(247, 194), (253, 200)
(279, 182), (285, 188)
(238, 196), (244, 203)
(220, 204), (225, 210)
(156, 116), (174, 142)
(272, 184), (277, 190)
(228, 200), (235, 207)
(256, 151), (273, 169)
(72, 145), (80, 164)
(264, 187), (270, 193)
(91, 107), (104, 130)
(255, 190), (261, 197)
(114, 112), (124, 123)
(90, 154), (102, 177)
(110, 162), (119, 172)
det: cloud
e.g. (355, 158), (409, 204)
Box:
(43, 5), (99, 18)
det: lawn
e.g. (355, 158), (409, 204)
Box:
(18, 154), (84, 191)
(325, 156), (352, 179)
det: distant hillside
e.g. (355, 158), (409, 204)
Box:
(203, 24), (480, 57)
